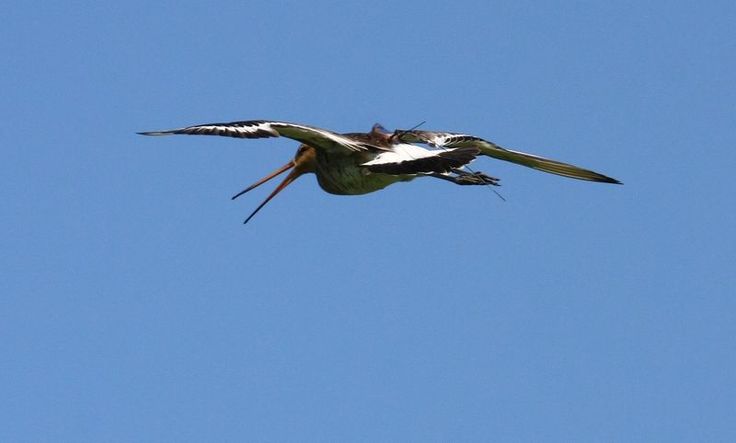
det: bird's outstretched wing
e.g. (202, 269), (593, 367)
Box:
(138, 120), (387, 153)
(398, 130), (621, 184)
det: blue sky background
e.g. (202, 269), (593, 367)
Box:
(3, 1), (735, 441)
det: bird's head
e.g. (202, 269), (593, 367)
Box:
(231, 145), (317, 224)
(371, 123), (389, 135)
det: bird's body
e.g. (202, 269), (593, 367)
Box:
(138, 119), (620, 223)
(310, 149), (411, 195)
(291, 130), (416, 195)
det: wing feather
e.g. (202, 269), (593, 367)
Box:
(399, 130), (621, 184)
(138, 120), (384, 153)
(361, 146), (479, 175)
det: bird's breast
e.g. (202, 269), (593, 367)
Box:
(314, 152), (409, 195)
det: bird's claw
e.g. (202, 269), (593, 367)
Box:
(454, 171), (500, 186)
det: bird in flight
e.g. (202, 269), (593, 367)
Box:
(138, 120), (620, 224)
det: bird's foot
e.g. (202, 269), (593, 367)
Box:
(453, 170), (500, 186)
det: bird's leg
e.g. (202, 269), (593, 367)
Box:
(426, 169), (500, 186)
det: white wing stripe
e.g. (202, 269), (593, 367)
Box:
(361, 144), (437, 165)
(271, 122), (367, 151)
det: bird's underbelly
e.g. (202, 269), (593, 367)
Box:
(315, 164), (412, 195)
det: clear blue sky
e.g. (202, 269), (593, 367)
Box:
(3, 1), (735, 441)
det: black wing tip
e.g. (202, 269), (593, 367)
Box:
(597, 175), (623, 185)
(137, 130), (177, 136)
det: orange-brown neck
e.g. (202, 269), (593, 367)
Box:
(293, 145), (318, 174)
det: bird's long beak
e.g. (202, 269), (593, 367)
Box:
(231, 161), (303, 225)
(231, 161), (294, 201)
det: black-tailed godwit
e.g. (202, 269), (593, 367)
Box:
(139, 120), (620, 223)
